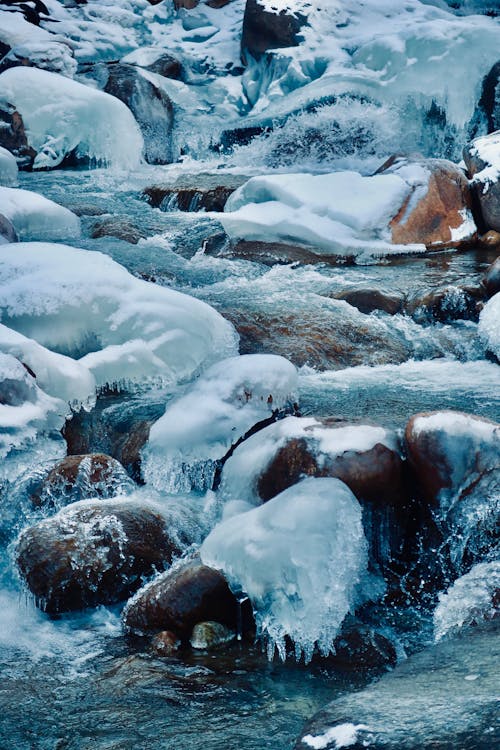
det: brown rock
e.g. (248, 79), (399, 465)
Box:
(122, 558), (240, 639)
(0, 104), (36, 169)
(190, 621), (235, 650)
(150, 630), (181, 656)
(334, 288), (404, 315)
(143, 173), (249, 212)
(404, 285), (485, 323)
(330, 620), (397, 672)
(144, 53), (182, 80)
(17, 500), (181, 613)
(241, 0), (308, 65)
(379, 156), (476, 248)
(90, 217), (146, 244)
(484, 255), (500, 297)
(480, 230), (500, 249)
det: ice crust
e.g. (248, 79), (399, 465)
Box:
(0, 67), (144, 170)
(478, 292), (500, 360)
(0, 149), (18, 188)
(0, 187), (80, 241)
(434, 561), (500, 641)
(200, 477), (369, 662)
(143, 354), (298, 493)
(221, 171), (426, 258)
(219, 416), (396, 505)
(0, 242), (238, 391)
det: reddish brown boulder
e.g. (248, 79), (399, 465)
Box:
(241, 0), (308, 64)
(90, 217), (146, 244)
(150, 630), (181, 656)
(17, 500), (181, 613)
(378, 156), (476, 248)
(0, 104), (36, 168)
(142, 173), (248, 212)
(122, 558), (242, 639)
(334, 288), (405, 316)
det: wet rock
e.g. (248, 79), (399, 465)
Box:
(463, 132), (500, 232)
(330, 620), (397, 673)
(143, 53), (182, 80)
(0, 104), (36, 169)
(17, 500), (181, 613)
(480, 229), (500, 249)
(220, 239), (330, 265)
(0, 212), (18, 243)
(295, 623), (500, 750)
(404, 410), (500, 506)
(143, 173), (249, 212)
(32, 453), (134, 508)
(333, 289), (404, 316)
(404, 285), (484, 323)
(221, 306), (411, 371)
(484, 255), (500, 297)
(377, 156), (476, 248)
(190, 621), (236, 650)
(122, 558), (241, 639)
(90, 217), (147, 244)
(150, 630), (181, 656)
(476, 60), (500, 134)
(241, 0), (308, 64)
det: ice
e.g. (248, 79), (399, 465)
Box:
(219, 416), (396, 505)
(0, 242), (238, 391)
(143, 354), (298, 493)
(200, 477), (369, 662)
(303, 724), (372, 750)
(0, 67), (144, 170)
(434, 561), (500, 641)
(0, 148), (18, 188)
(0, 187), (80, 242)
(478, 292), (500, 360)
(221, 171), (426, 258)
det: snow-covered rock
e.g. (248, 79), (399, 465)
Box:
(0, 146), (18, 186)
(221, 170), (450, 259)
(201, 477), (370, 661)
(0, 186), (80, 241)
(0, 242), (238, 391)
(0, 67), (144, 169)
(142, 354), (298, 493)
(479, 292), (500, 359)
(241, 0), (308, 64)
(0, 41), (78, 77)
(464, 131), (500, 232)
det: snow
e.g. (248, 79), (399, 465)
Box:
(303, 723), (372, 750)
(221, 171), (427, 258)
(0, 187), (80, 242)
(411, 411), (499, 444)
(478, 292), (500, 360)
(0, 67), (144, 170)
(0, 41), (78, 78)
(0, 242), (238, 391)
(142, 354), (298, 493)
(200, 477), (369, 662)
(219, 416), (397, 505)
(0, 148), (18, 188)
(468, 131), (500, 188)
(434, 561), (500, 641)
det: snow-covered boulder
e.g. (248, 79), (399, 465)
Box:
(0, 67), (144, 169)
(142, 354), (298, 493)
(0, 146), (17, 186)
(0, 103), (35, 168)
(0, 41), (77, 77)
(479, 291), (500, 359)
(434, 561), (500, 642)
(377, 156), (475, 248)
(201, 477), (371, 661)
(221, 168), (472, 260)
(241, 0), (308, 64)
(16, 498), (183, 613)
(0, 242), (238, 391)
(463, 131), (500, 232)
(0, 186), (80, 241)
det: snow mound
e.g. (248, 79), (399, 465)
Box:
(200, 477), (369, 662)
(143, 354), (298, 493)
(434, 561), (500, 641)
(0, 187), (80, 241)
(478, 292), (500, 360)
(0, 148), (18, 187)
(0, 67), (143, 169)
(221, 171), (426, 258)
(0, 242), (238, 391)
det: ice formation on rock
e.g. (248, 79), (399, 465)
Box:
(0, 148), (18, 187)
(201, 477), (369, 662)
(0, 187), (81, 241)
(478, 292), (500, 360)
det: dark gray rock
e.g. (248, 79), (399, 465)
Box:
(484, 255), (500, 297)
(0, 212), (18, 243)
(463, 134), (500, 232)
(241, 0), (308, 64)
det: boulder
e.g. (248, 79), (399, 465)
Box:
(333, 289), (404, 316)
(190, 621), (236, 650)
(463, 131), (500, 232)
(90, 217), (147, 244)
(480, 229), (500, 249)
(17, 500), (181, 613)
(32, 453), (134, 508)
(241, 0), (308, 64)
(143, 53), (182, 80)
(330, 620), (397, 673)
(143, 173), (249, 212)
(404, 285), (484, 323)
(150, 630), (181, 656)
(0, 104), (36, 169)
(377, 156), (476, 248)
(484, 255), (500, 297)
(122, 558), (242, 639)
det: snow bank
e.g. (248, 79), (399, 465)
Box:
(478, 292), (500, 360)
(0, 67), (143, 169)
(0, 148), (18, 187)
(143, 354), (297, 493)
(434, 561), (500, 641)
(0, 242), (238, 390)
(221, 171), (425, 258)
(201, 477), (369, 662)
(0, 187), (80, 241)
(220, 416), (396, 505)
